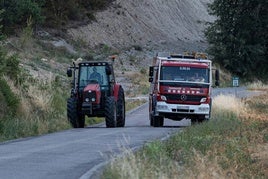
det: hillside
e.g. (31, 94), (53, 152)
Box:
(68, 0), (214, 53)
(67, 0), (215, 91)
(25, 0), (215, 94)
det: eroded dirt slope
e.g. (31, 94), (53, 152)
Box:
(68, 0), (214, 52)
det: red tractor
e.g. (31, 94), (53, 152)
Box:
(66, 58), (125, 128)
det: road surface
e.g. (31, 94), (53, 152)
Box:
(0, 87), (262, 179)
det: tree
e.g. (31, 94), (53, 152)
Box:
(205, 0), (268, 81)
(0, 0), (44, 33)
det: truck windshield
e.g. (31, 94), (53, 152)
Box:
(160, 66), (209, 83)
(79, 66), (108, 88)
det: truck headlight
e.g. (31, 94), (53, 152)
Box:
(157, 105), (168, 110)
(160, 95), (167, 101)
(200, 98), (207, 103)
(198, 107), (209, 112)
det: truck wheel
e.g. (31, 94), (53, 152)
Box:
(191, 117), (206, 125)
(67, 98), (85, 128)
(159, 117), (164, 127)
(149, 114), (154, 126)
(153, 116), (164, 127)
(116, 87), (125, 127)
(198, 117), (208, 123)
(105, 97), (117, 128)
(150, 96), (157, 126)
(208, 99), (212, 119)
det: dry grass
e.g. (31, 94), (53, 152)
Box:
(102, 88), (268, 179)
(243, 92), (268, 121)
(247, 81), (268, 91)
(123, 71), (150, 97)
(0, 74), (70, 141)
(4, 75), (55, 117)
(212, 94), (247, 117)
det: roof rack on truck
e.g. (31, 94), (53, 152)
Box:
(156, 52), (208, 60)
(154, 52), (211, 66)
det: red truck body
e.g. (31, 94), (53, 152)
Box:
(149, 52), (218, 127)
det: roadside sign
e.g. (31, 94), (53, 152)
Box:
(232, 77), (239, 87)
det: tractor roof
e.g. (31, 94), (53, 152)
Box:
(79, 61), (110, 67)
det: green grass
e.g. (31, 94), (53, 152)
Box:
(126, 99), (147, 112)
(101, 93), (268, 178)
(0, 74), (71, 142)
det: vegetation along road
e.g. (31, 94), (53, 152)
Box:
(0, 87), (263, 179)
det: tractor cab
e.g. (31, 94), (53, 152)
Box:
(78, 62), (114, 92)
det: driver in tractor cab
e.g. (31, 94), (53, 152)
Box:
(90, 67), (102, 83)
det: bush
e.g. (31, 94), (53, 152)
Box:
(0, 78), (19, 116)
(79, 0), (114, 10)
(0, 48), (22, 84)
(0, 0), (115, 31)
(0, 0), (44, 33)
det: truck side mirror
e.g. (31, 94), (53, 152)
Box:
(67, 68), (72, 77)
(215, 69), (220, 86)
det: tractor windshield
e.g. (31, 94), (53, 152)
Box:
(79, 65), (108, 89)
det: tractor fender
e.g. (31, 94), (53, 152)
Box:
(113, 83), (121, 101)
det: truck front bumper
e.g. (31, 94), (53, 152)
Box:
(156, 102), (210, 117)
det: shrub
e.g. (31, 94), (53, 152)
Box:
(0, 0), (44, 33)
(0, 78), (19, 116)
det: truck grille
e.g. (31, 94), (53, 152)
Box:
(165, 94), (205, 103)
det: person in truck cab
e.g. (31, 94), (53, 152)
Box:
(189, 73), (205, 82)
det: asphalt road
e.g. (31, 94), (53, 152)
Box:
(0, 87), (262, 179)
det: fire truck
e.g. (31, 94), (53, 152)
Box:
(148, 52), (219, 127)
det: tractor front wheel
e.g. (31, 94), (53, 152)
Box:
(105, 97), (117, 128)
(67, 98), (85, 128)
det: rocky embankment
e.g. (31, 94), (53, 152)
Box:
(68, 0), (214, 53)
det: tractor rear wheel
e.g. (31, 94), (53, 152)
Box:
(105, 97), (117, 128)
(116, 86), (125, 127)
(67, 98), (85, 128)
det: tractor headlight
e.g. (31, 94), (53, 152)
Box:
(85, 98), (90, 102)
(91, 98), (96, 102)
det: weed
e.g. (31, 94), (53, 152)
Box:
(102, 93), (268, 178)
(125, 99), (147, 112)
(140, 68), (147, 75)
(0, 78), (19, 116)
(247, 81), (268, 91)
(0, 72), (71, 141)
(20, 17), (34, 49)
(85, 117), (104, 126)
